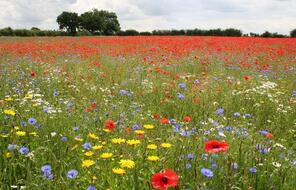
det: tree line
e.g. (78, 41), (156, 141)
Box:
(0, 9), (295, 37)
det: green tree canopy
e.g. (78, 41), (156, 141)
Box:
(290, 29), (296, 37)
(79, 9), (120, 35)
(56, 11), (79, 35)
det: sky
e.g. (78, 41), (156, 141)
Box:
(0, 0), (295, 34)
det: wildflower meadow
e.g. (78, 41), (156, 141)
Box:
(0, 36), (296, 190)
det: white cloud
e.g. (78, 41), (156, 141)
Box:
(0, 0), (295, 34)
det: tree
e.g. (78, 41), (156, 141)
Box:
(79, 9), (120, 35)
(290, 29), (296, 37)
(261, 31), (272, 38)
(56, 11), (79, 35)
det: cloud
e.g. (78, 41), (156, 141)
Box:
(0, 0), (295, 34)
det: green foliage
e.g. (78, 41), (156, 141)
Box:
(56, 11), (79, 35)
(290, 29), (296, 37)
(0, 27), (14, 36)
(79, 9), (120, 35)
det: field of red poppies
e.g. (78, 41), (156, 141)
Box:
(0, 36), (296, 190)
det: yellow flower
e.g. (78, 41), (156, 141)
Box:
(84, 151), (94, 157)
(0, 134), (8, 138)
(4, 97), (13, 101)
(92, 145), (103, 150)
(119, 159), (135, 169)
(112, 168), (125, 175)
(161, 143), (172, 148)
(134, 130), (145, 135)
(143, 124), (154, 129)
(111, 138), (126, 144)
(14, 126), (20, 130)
(29, 132), (38, 136)
(103, 129), (111, 133)
(147, 144), (157, 150)
(126, 139), (141, 145)
(88, 133), (99, 140)
(5, 152), (12, 158)
(3, 109), (16, 116)
(82, 159), (95, 168)
(16, 131), (26, 136)
(74, 137), (83, 142)
(100, 153), (113, 159)
(147, 156), (160, 161)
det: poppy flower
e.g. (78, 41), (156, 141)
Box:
(104, 120), (116, 131)
(183, 116), (191, 122)
(244, 75), (250, 81)
(151, 169), (179, 190)
(205, 140), (229, 153)
(266, 133), (273, 139)
(160, 118), (169, 124)
(31, 71), (36, 77)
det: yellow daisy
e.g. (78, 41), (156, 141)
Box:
(147, 156), (160, 161)
(112, 168), (125, 175)
(82, 159), (95, 168)
(100, 152), (113, 159)
(119, 159), (135, 169)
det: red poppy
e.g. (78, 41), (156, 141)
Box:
(266, 133), (273, 139)
(104, 119), (116, 131)
(91, 102), (97, 108)
(151, 169), (179, 190)
(160, 118), (169, 124)
(244, 75), (250, 81)
(31, 71), (36, 77)
(183, 116), (191, 122)
(205, 140), (229, 153)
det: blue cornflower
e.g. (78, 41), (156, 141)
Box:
(186, 163), (192, 169)
(233, 112), (241, 117)
(119, 90), (128, 96)
(201, 168), (214, 177)
(249, 167), (257, 173)
(73, 127), (79, 131)
(292, 91), (296, 97)
(19, 146), (29, 155)
(260, 130), (268, 136)
(53, 90), (59, 97)
(187, 153), (194, 160)
(87, 186), (97, 190)
(224, 126), (233, 132)
(132, 124), (141, 130)
(232, 162), (238, 170)
(82, 142), (92, 150)
(41, 165), (52, 175)
(177, 93), (185, 100)
(67, 169), (78, 179)
(169, 119), (177, 125)
(216, 108), (224, 116)
(61, 136), (67, 141)
(7, 144), (16, 151)
(178, 83), (186, 89)
(244, 113), (252, 118)
(28, 118), (36, 125)
(211, 163), (217, 169)
(194, 79), (200, 85)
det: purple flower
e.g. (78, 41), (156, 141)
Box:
(61, 136), (67, 141)
(194, 79), (200, 85)
(19, 146), (29, 155)
(119, 90), (128, 96)
(28, 118), (36, 125)
(67, 169), (78, 179)
(187, 154), (194, 160)
(132, 124), (141, 130)
(177, 93), (185, 100)
(87, 186), (97, 190)
(260, 130), (268, 136)
(53, 90), (59, 97)
(7, 144), (16, 151)
(178, 83), (186, 89)
(292, 91), (296, 97)
(233, 112), (240, 117)
(215, 108), (224, 116)
(41, 165), (52, 175)
(232, 162), (238, 170)
(244, 113), (252, 118)
(201, 168), (214, 177)
(82, 142), (92, 150)
(186, 163), (192, 169)
(249, 167), (257, 173)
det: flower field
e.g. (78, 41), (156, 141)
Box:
(0, 36), (296, 190)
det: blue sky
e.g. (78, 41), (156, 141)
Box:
(0, 0), (295, 34)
